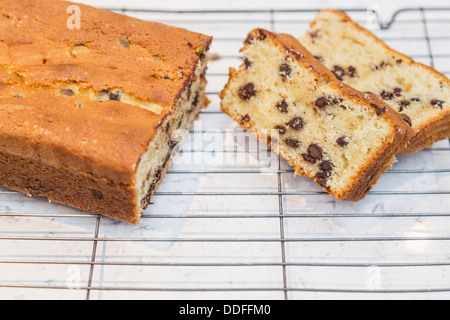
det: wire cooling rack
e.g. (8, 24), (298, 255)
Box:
(0, 6), (449, 300)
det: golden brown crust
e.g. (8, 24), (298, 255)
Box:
(221, 28), (414, 202)
(310, 9), (449, 154)
(0, 0), (212, 107)
(398, 111), (450, 155)
(0, 151), (139, 224)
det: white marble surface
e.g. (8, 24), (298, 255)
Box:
(0, 0), (449, 300)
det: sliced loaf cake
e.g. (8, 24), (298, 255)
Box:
(220, 29), (413, 202)
(0, 0), (212, 224)
(299, 9), (450, 154)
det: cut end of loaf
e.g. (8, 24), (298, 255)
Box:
(134, 61), (210, 224)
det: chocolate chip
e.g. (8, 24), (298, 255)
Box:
(91, 189), (104, 200)
(60, 89), (75, 96)
(275, 125), (286, 135)
(332, 65), (345, 81)
(285, 138), (301, 149)
(399, 100), (410, 112)
(119, 35), (131, 49)
(241, 114), (251, 123)
(399, 100), (410, 107)
(330, 97), (343, 105)
(287, 117), (304, 130)
(315, 171), (329, 188)
(307, 144), (323, 161)
(109, 92), (121, 101)
(376, 105), (388, 116)
(401, 113), (413, 127)
(396, 59), (403, 64)
(196, 51), (206, 59)
(302, 153), (317, 163)
(238, 83), (256, 101)
(336, 136), (350, 147)
(380, 90), (394, 100)
(411, 97), (420, 102)
(320, 161), (333, 172)
(244, 34), (255, 45)
(276, 100), (288, 113)
(315, 96), (328, 108)
(393, 87), (402, 95)
(431, 99), (444, 109)
(380, 61), (389, 69)
(314, 55), (324, 62)
(348, 66), (356, 77)
(243, 57), (252, 69)
(279, 63), (292, 80)
(245, 30), (267, 44)
(257, 29), (267, 41)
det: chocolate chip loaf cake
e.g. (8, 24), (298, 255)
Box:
(0, 0), (212, 224)
(299, 9), (450, 155)
(220, 29), (413, 202)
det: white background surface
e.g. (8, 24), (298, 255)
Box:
(77, 0), (447, 10)
(0, 0), (449, 300)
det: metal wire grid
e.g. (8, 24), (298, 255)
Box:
(0, 6), (449, 300)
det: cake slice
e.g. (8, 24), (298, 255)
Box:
(0, 0), (212, 224)
(299, 9), (450, 155)
(220, 29), (413, 202)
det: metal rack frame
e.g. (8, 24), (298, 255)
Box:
(0, 6), (449, 300)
